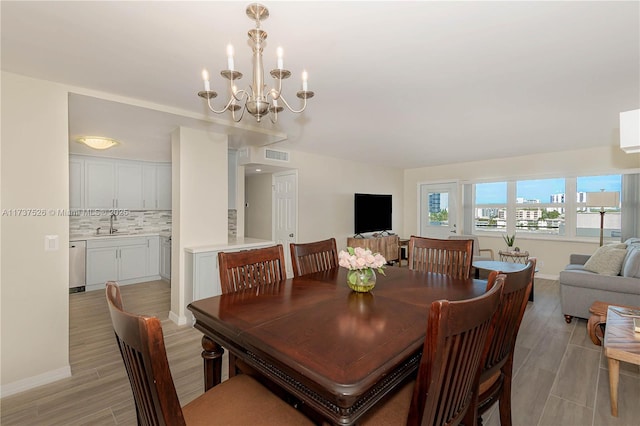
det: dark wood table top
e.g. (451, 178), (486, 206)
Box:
(188, 266), (487, 425)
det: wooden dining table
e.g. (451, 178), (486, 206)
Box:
(187, 266), (488, 425)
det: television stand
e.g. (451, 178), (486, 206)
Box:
(346, 234), (399, 263)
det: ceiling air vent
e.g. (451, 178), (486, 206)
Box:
(264, 148), (290, 162)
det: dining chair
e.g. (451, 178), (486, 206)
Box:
(105, 281), (312, 426)
(361, 274), (505, 426)
(290, 238), (339, 277)
(449, 234), (495, 261)
(408, 235), (474, 279)
(218, 244), (286, 294)
(218, 244), (286, 377)
(471, 258), (536, 426)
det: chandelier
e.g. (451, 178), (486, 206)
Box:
(197, 3), (314, 123)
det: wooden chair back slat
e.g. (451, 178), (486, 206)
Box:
(106, 281), (186, 426)
(218, 245), (286, 294)
(408, 236), (474, 279)
(290, 238), (339, 277)
(408, 275), (505, 426)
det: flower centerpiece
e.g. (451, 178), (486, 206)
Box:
(338, 247), (386, 292)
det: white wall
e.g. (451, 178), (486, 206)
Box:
(1, 72), (70, 395)
(170, 127), (227, 324)
(244, 150), (404, 251)
(403, 146), (640, 277)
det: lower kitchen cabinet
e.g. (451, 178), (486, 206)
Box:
(86, 236), (161, 291)
(160, 236), (171, 281)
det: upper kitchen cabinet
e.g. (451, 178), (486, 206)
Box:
(84, 158), (142, 209)
(116, 162), (143, 209)
(69, 156), (84, 209)
(142, 163), (171, 210)
(72, 155), (171, 210)
(85, 158), (117, 209)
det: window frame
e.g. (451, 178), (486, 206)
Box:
(472, 174), (622, 242)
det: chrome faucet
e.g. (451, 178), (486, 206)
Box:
(109, 213), (118, 234)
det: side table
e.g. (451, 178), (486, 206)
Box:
(499, 250), (529, 264)
(587, 301), (639, 346)
(604, 307), (640, 417)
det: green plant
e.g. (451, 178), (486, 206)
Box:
(503, 234), (516, 247)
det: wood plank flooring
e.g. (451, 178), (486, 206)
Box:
(1, 278), (639, 425)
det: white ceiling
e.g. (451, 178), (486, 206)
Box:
(2, 1), (639, 169)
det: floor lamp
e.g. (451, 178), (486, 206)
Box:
(586, 191), (620, 246)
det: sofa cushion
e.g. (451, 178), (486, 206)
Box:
(583, 244), (627, 276)
(622, 246), (640, 278)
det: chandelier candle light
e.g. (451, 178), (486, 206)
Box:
(198, 3), (314, 123)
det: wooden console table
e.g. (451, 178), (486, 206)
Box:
(347, 235), (399, 263)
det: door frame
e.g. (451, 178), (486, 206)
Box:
(416, 180), (460, 238)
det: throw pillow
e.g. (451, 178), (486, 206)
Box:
(583, 244), (628, 276)
(622, 246), (640, 278)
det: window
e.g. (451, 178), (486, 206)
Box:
(576, 175), (622, 239)
(473, 174), (622, 241)
(516, 178), (565, 235)
(474, 182), (507, 232)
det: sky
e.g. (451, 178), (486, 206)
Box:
(476, 175), (622, 204)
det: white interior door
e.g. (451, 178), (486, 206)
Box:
(273, 171), (298, 277)
(419, 182), (458, 238)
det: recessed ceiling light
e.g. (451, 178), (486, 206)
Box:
(76, 136), (119, 150)
(255, 168), (262, 172)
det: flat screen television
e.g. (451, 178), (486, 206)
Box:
(354, 193), (392, 235)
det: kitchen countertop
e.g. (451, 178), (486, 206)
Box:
(185, 237), (274, 254)
(70, 231), (171, 242)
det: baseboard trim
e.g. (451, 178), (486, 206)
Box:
(537, 273), (559, 280)
(1, 365), (71, 398)
(169, 310), (189, 326)
(85, 275), (162, 292)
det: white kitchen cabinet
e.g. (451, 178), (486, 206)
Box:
(85, 159), (115, 209)
(142, 163), (171, 210)
(72, 155), (169, 210)
(160, 236), (171, 280)
(69, 157), (84, 209)
(147, 236), (160, 276)
(119, 244), (148, 281)
(142, 164), (157, 210)
(116, 162), (143, 209)
(86, 246), (119, 286)
(85, 236), (161, 291)
(156, 164), (172, 210)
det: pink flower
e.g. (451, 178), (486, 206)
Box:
(338, 247), (387, 273)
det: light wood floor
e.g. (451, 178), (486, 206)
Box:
(1, 278), (639, 425)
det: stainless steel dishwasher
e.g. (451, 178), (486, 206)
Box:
(69, 240), (86, 293)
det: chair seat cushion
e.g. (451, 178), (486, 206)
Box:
(359, 379), (414, 425)
(182, 374), (313, 425)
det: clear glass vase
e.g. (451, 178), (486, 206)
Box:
(347, 268), (377, 293)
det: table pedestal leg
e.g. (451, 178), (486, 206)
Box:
(201, 335), (224, 391)
(607, 357), (620, 417)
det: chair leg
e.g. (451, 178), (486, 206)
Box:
(498, 357), (514, 426)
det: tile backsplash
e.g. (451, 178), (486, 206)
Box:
(228, 209), (237, 238)
(71, 210), (237, 239)
(70, 211), (172, 237)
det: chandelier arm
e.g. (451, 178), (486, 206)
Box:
(207, 99), (231, 114)
(277, 93), (308, 114)
(231, 105), (246, 122)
